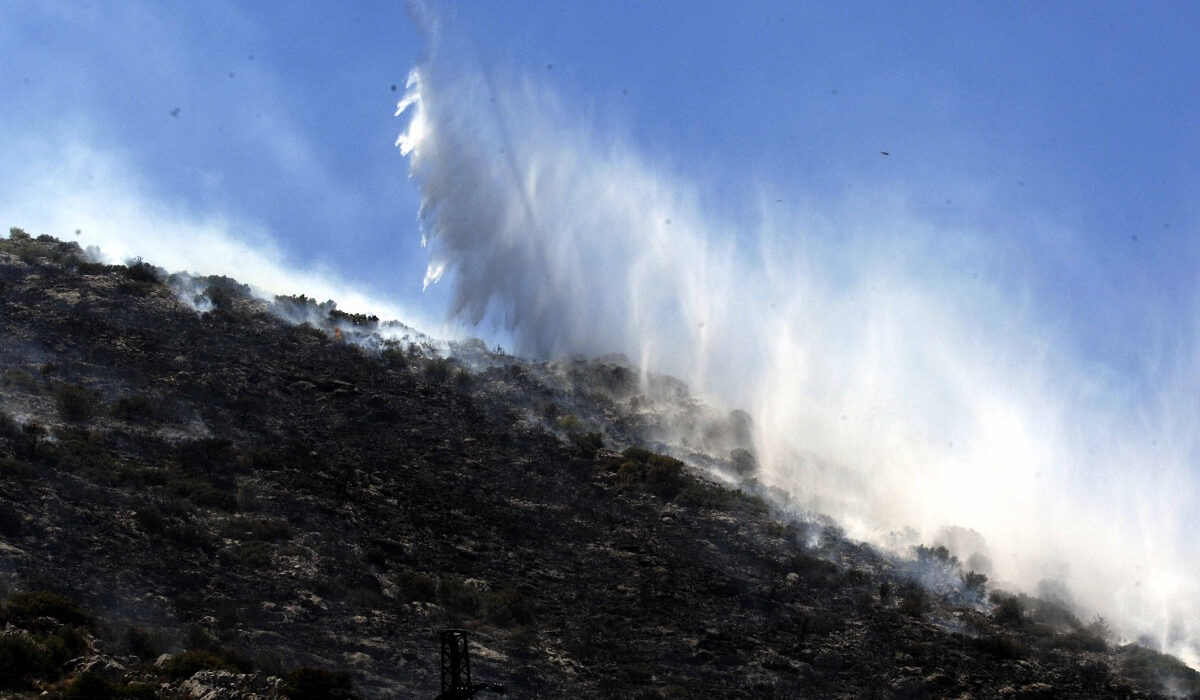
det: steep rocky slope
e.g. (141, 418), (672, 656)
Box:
(1, 229), (1197, 698)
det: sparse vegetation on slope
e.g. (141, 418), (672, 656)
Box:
(0, 230), (1193, 698)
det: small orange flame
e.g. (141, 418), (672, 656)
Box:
(333, 328), (343, 342)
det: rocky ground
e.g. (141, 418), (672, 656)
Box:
(1, 229), (1198, 698)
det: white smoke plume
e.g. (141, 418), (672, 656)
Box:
(397, 31), (1200, 662)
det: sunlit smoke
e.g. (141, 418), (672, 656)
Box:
(397, 34), (1200, 663)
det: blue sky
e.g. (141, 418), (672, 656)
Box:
(3, 2), (1196, 368)
(4, 0), (1200, 654)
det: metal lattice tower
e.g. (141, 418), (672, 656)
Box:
(441, 629), (472, 696)
(436, 629), (504, 699)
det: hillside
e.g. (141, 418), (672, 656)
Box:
(0, 228), (1197, 699)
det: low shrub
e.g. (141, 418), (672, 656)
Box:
(573, 431), (604, 457)
(125, 626), (160, 660)
(1, 368), (38, 391)
(898, 581), (928, 619)
(438, 577), (481, 616)
(1119, 645), (1200, 694)
(617, 449), (685, 500)
(0, 503), (21, 537)
(486, 587), (534, 627)
(972, 633), (1026, 659)
(111, 394), (157, 421)
(55, 384), (97, 423)
(1, 591), (91, 630)
(64, 671), (157, 699)
(1049, 628), (1107, 653)
(160, 649), (245, 680)
(122, 258), (160, 284)
(398, 571), (437, 602)
(962, 570), (988, 595)
(730, 448), (757, 475)
(281, 667), (360, 700)
(218, 515), (292, 541)
(991, 592), (1025, 626)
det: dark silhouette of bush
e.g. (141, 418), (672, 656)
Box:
(617, 448), (685, 500)
(423, 357), (454, 383)
(63, 671), (157, 699)
(1, 368), (38, 391)
(0, 503), (20, 537)
(398, 571), (437, 602)
(125, 626), (160, 660)
(992, 592), (1025, 626)
(962, 570), (988, 595)
(972, 633), (1026, 659)
(486, 587), (534, 626)
(0, 411), (22, 440)
(281, 667), (360, 700)
(1120, 644), (1200, 695)
(111, 394), (157, 421)
(1, 591), (91, 630)
(0, 634), (46, 689)
(55, 384), (96, 422)
(160, 649), (244, 680)
(381, 345), (409, 369)
(438, 577), (482, 616)
(1050, 628), (1107, 653)
(898, 581), (928, 619)
(730, 448), (757, 475)
(178, 438), (236, 478)
(122, 258), (160, 283)
(573, 431), (604, 457)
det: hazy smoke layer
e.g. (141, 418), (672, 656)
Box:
(398, 44), (1199, 661)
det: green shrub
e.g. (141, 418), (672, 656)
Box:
(55, 384), (97, 422)
(281, 667), (360, 700)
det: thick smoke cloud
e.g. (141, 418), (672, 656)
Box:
(398, 35), (1200, 663)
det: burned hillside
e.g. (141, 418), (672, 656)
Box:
(0, 229), (1197, 698)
